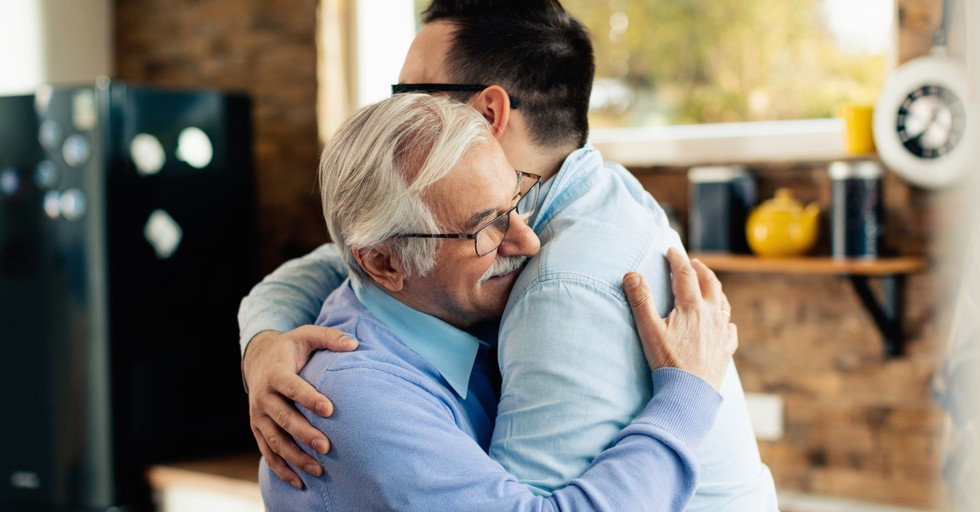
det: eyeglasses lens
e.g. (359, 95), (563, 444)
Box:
(473, 173), (539, 256)
(475, 214), (510, 256)
(516, 180), (538, 219)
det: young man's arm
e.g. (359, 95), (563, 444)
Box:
(238, 242), (355, 489)
(239, 243), (350, 353)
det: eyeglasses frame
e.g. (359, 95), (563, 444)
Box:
(394, 170), (541, 257)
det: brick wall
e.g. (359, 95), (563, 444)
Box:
(114, 0), (326, 272)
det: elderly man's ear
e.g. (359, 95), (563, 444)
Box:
(353, 246), (406, 292)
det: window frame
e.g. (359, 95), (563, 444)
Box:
(588, 118), (848, 167)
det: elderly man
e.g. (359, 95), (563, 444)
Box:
(259, 93), (735, 510)
(245, 1), (777, 509)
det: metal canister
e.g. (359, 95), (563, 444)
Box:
(829, 160), (884, 258)
(688, 165), (756, 254)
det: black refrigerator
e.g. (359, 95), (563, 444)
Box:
(0, 79), (259, 511)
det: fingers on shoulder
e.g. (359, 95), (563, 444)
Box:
(668, 253), (702, 306)
(623, 272), (653, 309)
(690, 258), (722, 297)
(294, 325), (359, 351)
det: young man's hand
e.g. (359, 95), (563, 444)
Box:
(623, 247), (737, 390)
(243, 326), (358, 489)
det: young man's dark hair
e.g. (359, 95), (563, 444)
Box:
(422, 0), (595, 149)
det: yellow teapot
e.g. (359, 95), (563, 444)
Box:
(746, 188), (820, 258)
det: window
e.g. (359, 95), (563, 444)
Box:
(573, 0), (895, 165)
(0, 0), (112, 95)
(346, 0), (895, 164)
(564, 0), (893, 128)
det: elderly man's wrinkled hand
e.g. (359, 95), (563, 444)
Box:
(622, 247), (737, 390)
(243, 326), (358, 488)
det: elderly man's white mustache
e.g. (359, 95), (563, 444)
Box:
(479, 255), (527, 284)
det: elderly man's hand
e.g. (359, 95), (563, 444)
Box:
(243, 326), (358, 489)
(623, 247), (737, 390)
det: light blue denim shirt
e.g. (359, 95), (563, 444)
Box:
(491, 146), (778, 510)
(241, 145), (778, 510)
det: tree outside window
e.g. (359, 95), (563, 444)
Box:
(564, 0), (892, 128)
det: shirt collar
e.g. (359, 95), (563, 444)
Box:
(351, 277), (484, 399)
(533, 145), (601, 230)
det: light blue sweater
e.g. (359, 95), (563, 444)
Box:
(259, 280), (722, 511)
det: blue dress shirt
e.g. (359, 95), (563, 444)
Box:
(351, 279), (485, 398)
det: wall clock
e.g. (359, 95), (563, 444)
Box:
(873, 49), (972, 188)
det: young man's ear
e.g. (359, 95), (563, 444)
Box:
(353, 246), (405, 292)
(474, 85), (512, 139)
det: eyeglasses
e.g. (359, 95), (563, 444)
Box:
(391, 83), (522, 109)
(395, 170), (541, 256)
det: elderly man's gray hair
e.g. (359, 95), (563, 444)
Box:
(319, 93), (493, 279)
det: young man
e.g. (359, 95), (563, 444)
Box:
(260, 92), (734, 510)
(244, 1), (777, 509)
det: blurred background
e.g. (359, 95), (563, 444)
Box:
(0, 0), (976, 511)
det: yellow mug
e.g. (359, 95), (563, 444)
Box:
(838, 104), (876, 155)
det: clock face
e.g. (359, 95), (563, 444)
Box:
(896, 84), (966, 159)
(874, 54), (973, 188)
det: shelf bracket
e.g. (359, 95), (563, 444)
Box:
(848, 274), (906, 358)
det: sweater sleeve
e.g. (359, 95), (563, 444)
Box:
(238, 243), (349, 356)
(260, 364), (721, 512)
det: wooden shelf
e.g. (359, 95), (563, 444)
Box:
(690, 253), (929, 358)
(691, 253), (928, 276)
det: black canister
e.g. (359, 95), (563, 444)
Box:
(688, 165), (756, 253)
(829, 160), (884, 258)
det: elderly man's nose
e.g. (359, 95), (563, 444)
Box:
(498, 211), (539, 257)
